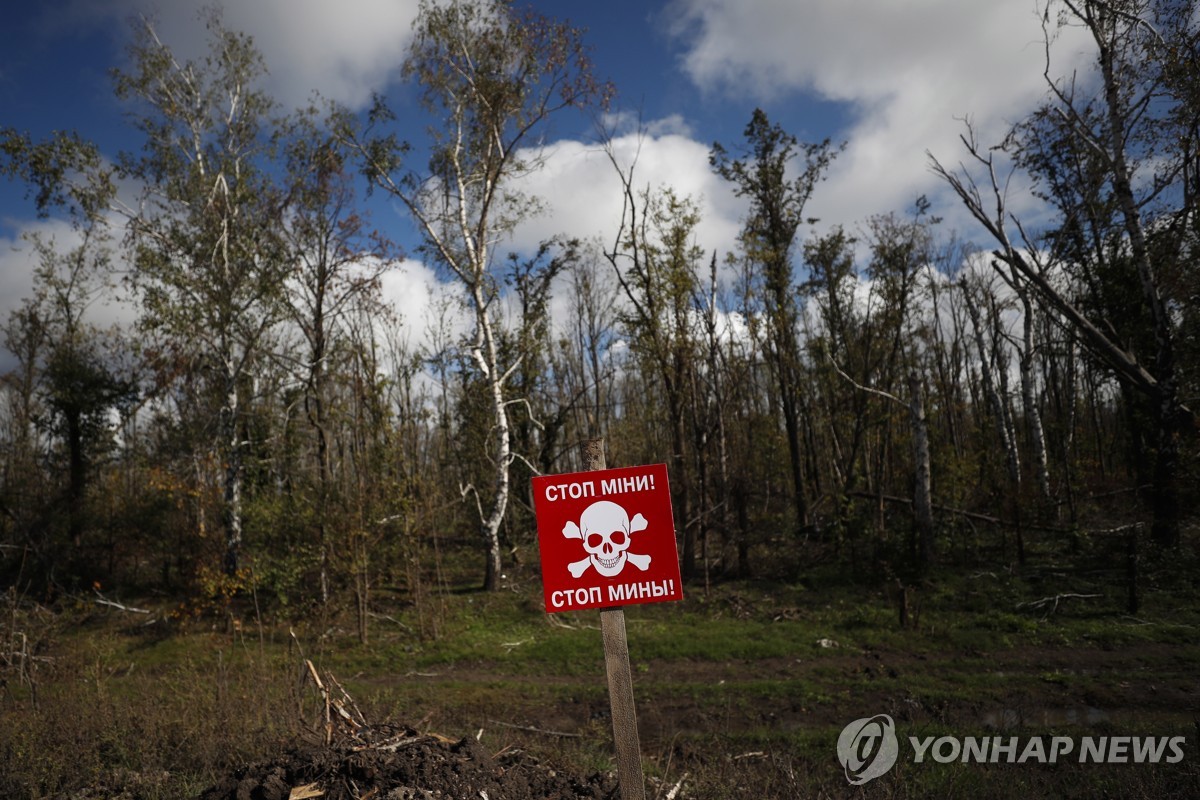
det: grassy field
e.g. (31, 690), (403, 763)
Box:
(3, 537), (1199, 799)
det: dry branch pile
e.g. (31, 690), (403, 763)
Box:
(198, 724), (616, 800)
(198, 661), (616, 800)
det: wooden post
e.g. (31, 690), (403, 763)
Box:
(583, 438), (646, 800)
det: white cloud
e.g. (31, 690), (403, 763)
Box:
(494, 128), (760, 383)
(666, 0), (1093, 232)
(63, 0), (420, 110)
(508, 130), (742, 264)
(378, 256), (468, 357)
(10, 0), (1107, 383)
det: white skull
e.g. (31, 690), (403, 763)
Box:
(580, 500), (633, 577)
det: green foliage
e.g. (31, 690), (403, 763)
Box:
(0, 127), (115, 221)
(0, 0), (1198, 755)
(241, 493), (321, 608)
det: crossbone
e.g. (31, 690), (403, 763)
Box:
(562, 500), (652, 578)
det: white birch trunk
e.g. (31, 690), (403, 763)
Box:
(473, 287), (510, 591)
(221, 363), (243, 577)
(1016, 290), (1052, 501)
(908, 372), (934, 566)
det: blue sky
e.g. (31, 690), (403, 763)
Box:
(1, 0), (1082, 365)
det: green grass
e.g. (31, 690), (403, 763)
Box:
(2, 549), (1199, 799)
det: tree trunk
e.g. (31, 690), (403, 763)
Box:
(908, 372), (934, 567)
(1095, 18), (1182, 547)
(1015, 285), (1051, 503)
(476, 297), (510, 591)
(1151, 393), (1183, 548)
(310, 326), (331, 606)
(962, 282), (1021, 489)
(66, 409), (85, 553)
(222, 372), (244, 578)
(668, 373), (695, 580)
(779, 363), (809, 534)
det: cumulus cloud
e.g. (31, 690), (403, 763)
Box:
(8, 0), (1105, 382)
(59, 0), (420, 110)
(508, 130), (742, 264)
(665, 0), (1092, 231)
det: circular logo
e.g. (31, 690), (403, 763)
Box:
(837, 714), (899, 785)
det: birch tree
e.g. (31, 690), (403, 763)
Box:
(959, 273), (1022, 494)
(114, 13), (290, 576)
(347, 0), (607, 589)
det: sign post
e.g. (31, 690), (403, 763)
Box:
(532, 440), (683, 800)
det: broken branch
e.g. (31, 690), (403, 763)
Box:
(1017, 593), (1102, 616)
(487, 719), (582, 738)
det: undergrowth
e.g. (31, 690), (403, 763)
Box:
(1, 529), (1198, 799)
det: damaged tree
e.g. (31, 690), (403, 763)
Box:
(932, 0), (1195, 547)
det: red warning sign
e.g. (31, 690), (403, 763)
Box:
(532, 463), (683, 613)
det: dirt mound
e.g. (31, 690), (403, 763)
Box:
(197, 722), (616, 800)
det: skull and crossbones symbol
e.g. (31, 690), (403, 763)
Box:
(562, 500), (652, 578)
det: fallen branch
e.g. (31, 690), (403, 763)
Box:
(303, 661), (366, 740)
(304, 660), (334, 745)
(847, 491), (1074, 532)
(501, 638), (532, 652)
(663, 771), (689, 800)
(487, 719), (582, 739)
(848, 491), (1000, 524)
(353, 733), (429, 753)
(287, 784), (324, 800)
(1017, 593), (1102, 616)
(1088, 523), (1144, 536)
(93, 590), (150, 615)
(324, 668), (367, 730)
(366, 612), (413, 632)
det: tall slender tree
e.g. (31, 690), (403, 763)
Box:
(114, 12), (291, 575)
(346, 0), (608, 589)
(281, 111), (394, 603)
(604, 181), (705, 578)
(711, 109), (837, 536)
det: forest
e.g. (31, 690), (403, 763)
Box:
(1, 0), (1195, 620)
(0, 1), (1197, 797)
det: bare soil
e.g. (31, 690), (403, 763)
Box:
(197, 722), (616, 800)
